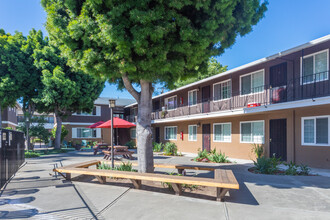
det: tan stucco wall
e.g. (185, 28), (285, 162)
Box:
(154, 104), (330, 168)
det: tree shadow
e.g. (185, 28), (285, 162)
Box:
(0, 197), (35, 205)
(0, 209), (38, 219)
(0, 189), (39, 197)
(12, 176), (40, 181)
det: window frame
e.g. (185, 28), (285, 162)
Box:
(301, 115), (330, 146)
(75, 128), (99, 138)
(130, 128), (136, 139)
(213, 79), (232, 102)
(188, 125), (197, 141)
(164, 126), (177, 140)
(240, 120), (265, 144)
(213, 122), (232, 143)
(300, 49), (329, 85)
(239, 69), (265, 96)
(188, 89), (198, 107)
(164, 95), (177, 111)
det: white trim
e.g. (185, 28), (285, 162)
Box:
(62, 122), (94, 126)
(244, 95), (330, 114)
(164, 95), (177, 111)
(213, 122), (232, 143)
(301, 115), (330, 146)
(240, 120), (265, 144)
(1, 121), (18, 127)
(213, 79), (232, 102)
(125, 34), (330, 108)
(188, 89), (198, 107)
(164, 126), (177, 140)
(239, 69), (265, 96)
(72, 127), (100, 139)
(188, 124), (197, 141)
(300, 49), (329, 85)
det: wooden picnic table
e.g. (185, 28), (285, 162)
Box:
(102, 146), (133, 160)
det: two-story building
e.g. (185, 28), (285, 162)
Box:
(1, 105), (19, 129)
(126, 34), (330, 169)
(63, 97), (135, 145)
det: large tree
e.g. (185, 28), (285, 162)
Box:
(34, 42), (105, 149)
(0, 30), (26, 128)
(42, 0), (268, 172)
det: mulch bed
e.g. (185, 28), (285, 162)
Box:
(248, 167), (316, 176)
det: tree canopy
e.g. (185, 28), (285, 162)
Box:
(42, 0), (268, 172)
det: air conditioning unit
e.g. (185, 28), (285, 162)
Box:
(247, 103), (261, 108)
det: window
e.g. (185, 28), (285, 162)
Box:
(301, 50), (329, 84)
(165, 96), (177, 110)
(74, 128), (100, 138)
(130, 128), (136, 139)
(75, 106), (101, 116)
(302, 116), (329, 145)
(114, 114), (124, 119)
(240, 70), (264, 95)
(188, 125), (197, 141)
(188, 90), (197, 106)
(240, 121), (264, 143)
(165, 126), (177, 140)
(213, 80), (231, 101)
(213, 123), (231, 142)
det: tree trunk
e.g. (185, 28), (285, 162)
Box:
(136, 80), (154, 173)
(54, 113), (62, 149)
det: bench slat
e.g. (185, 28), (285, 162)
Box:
(54, 167), (239, 189)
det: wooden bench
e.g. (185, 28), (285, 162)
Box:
(106, 161), (217, 175)
(102, 150), (134, 160)
(54, 160), (239, 202)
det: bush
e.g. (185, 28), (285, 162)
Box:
(162, 172), (198, 191)
(253, 156), (280, 174)
(97, 162), (137, 172)
(163, 142), (178, 156)
(153, 142), (163, 152)
(284, 162), (311, 176)
(299, 164), (311, 175)
(25, 151), (40, 158)
(125, 140), (136, 149)
(208, 149), (230, 163)
(251, 143), (263, 158)
(194, 149), (210, 162)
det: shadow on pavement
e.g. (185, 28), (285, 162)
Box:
(0, 209), (38, 219)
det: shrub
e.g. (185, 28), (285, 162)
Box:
(97, 162), (137, 172)
(253, 156), (280, 174)
(125, 140), (136, 149)
(163, 142), (178, 156)
(162, 172), (198, 191)
(208, 150), (230, 163)
(25, 151), (40, 158)
(299, 164), (311, 176)
(284, 161), (299, 175)
(251, 143), (264, 158)
(153, 142), (163, 152)
(194, 149), (209, 162)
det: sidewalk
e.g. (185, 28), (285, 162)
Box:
(1, 151), (330, 219)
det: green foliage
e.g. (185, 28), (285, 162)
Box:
(41, 0), (267, 90)
(125, 140), (136, 149)
(251, 143), (264, 159)
(162, 172), (198, 192)
(194, 149), (230, 163)
(163, 142), (178, 156)
(3, 127), (13, 130)
(284, 162), (311, 176)
(25, 151), (40, 158)
(51, 125), (68, 142)
(18, 116), (51, 145)
(299, 164), (311, 176)
(153, 142), (163, 152)
(173, 58), (227, 89)
(208, 149), (230, 163)
(97, 162), (137, 172)
(253, 156), (280, 174)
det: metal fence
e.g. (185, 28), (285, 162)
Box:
(0, 129), (25, 189)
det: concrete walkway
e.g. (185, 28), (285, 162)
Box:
(1, 151), (330, 219)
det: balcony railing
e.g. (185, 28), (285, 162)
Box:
(126, 71), (330, 122)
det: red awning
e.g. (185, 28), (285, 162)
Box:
(96, 117), (136, 129)
(87, 121), (105, 128)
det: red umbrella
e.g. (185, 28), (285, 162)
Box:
(96, 117), (136, 128)
(87, 121), (105, 128)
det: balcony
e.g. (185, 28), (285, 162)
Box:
(126, 72), (330, 122)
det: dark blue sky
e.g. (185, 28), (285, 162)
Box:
(1, 0), (329, 99)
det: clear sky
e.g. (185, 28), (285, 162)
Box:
(1, 0), (330, 99)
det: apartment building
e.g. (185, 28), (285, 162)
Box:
(1, 105), (19, 129)
(126, 35), (330, 168)
(62, 97), (135, 145)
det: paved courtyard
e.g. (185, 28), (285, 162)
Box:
(1, 151), (330, 219)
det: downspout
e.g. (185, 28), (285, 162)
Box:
(293, 109), (296, 163)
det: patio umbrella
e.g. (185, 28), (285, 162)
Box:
(97, 117), (136, 145)
(87, 121), (105, 143)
